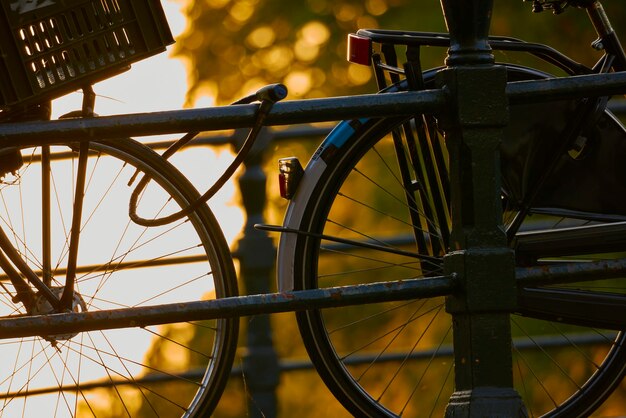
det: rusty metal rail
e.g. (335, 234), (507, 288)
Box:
(2, 252), (625, 339)
(0, 276), (456, 339)
(1, 74), (626, 143)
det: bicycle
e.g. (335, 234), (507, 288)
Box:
(0, 1), (243, 417)
(274, 0), (626, 416)
(1, 0), (626, 417)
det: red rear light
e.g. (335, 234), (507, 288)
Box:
(347, 34), (372, 66)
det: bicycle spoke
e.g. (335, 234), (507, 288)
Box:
(374, 304), (444, 399)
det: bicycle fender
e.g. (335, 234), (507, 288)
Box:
(277, 157), (326, 291)
(277, 120), (360, 292)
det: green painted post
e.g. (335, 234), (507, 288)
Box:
(232, 128), (280, 418)
(437, 1), (528, 416)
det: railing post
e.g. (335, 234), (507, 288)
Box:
(232, 128), (280, 418)
(437, 1), (528, 416)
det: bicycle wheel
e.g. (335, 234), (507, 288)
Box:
(0, 138), (238, 417)
(279, 66), (626, 417)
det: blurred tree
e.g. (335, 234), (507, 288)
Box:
(174, 0), (626, 105)
(174, 0), (447, 104)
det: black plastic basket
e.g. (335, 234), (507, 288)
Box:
(0, 0), (174, 110)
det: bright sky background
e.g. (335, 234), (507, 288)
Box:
(52, 1), (188, 117)
(52, 0), (244, 245)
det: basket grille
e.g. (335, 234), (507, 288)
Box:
(0, 0), (174, 109)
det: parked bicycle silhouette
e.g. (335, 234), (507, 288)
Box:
(1, 0), (626, 416)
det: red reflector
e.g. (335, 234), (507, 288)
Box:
(278, 157), (304, 200)
(279, 173), (289, 199)
(347, 34), (372, 66)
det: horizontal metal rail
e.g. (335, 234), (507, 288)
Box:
(507, 71), (626, 104)
(7, 331), (612, 398)
(0, 256), (621, 343)
(0, 72), (626, 146)
(0, 276), (457, 339)
(0, 90), (447, 144)
(516, 257), (626, 287)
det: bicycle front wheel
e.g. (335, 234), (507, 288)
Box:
(281, 92), (626, 416)
(0, 138), (238, 417)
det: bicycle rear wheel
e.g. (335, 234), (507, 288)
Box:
(0, 138), (238, 417)
(279, 67), (626, 417)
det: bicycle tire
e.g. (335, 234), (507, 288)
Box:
(279, 66), (626, 417)
(0, 138), (238, 417)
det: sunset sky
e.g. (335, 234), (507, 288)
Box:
(52, 0), (243, 245)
